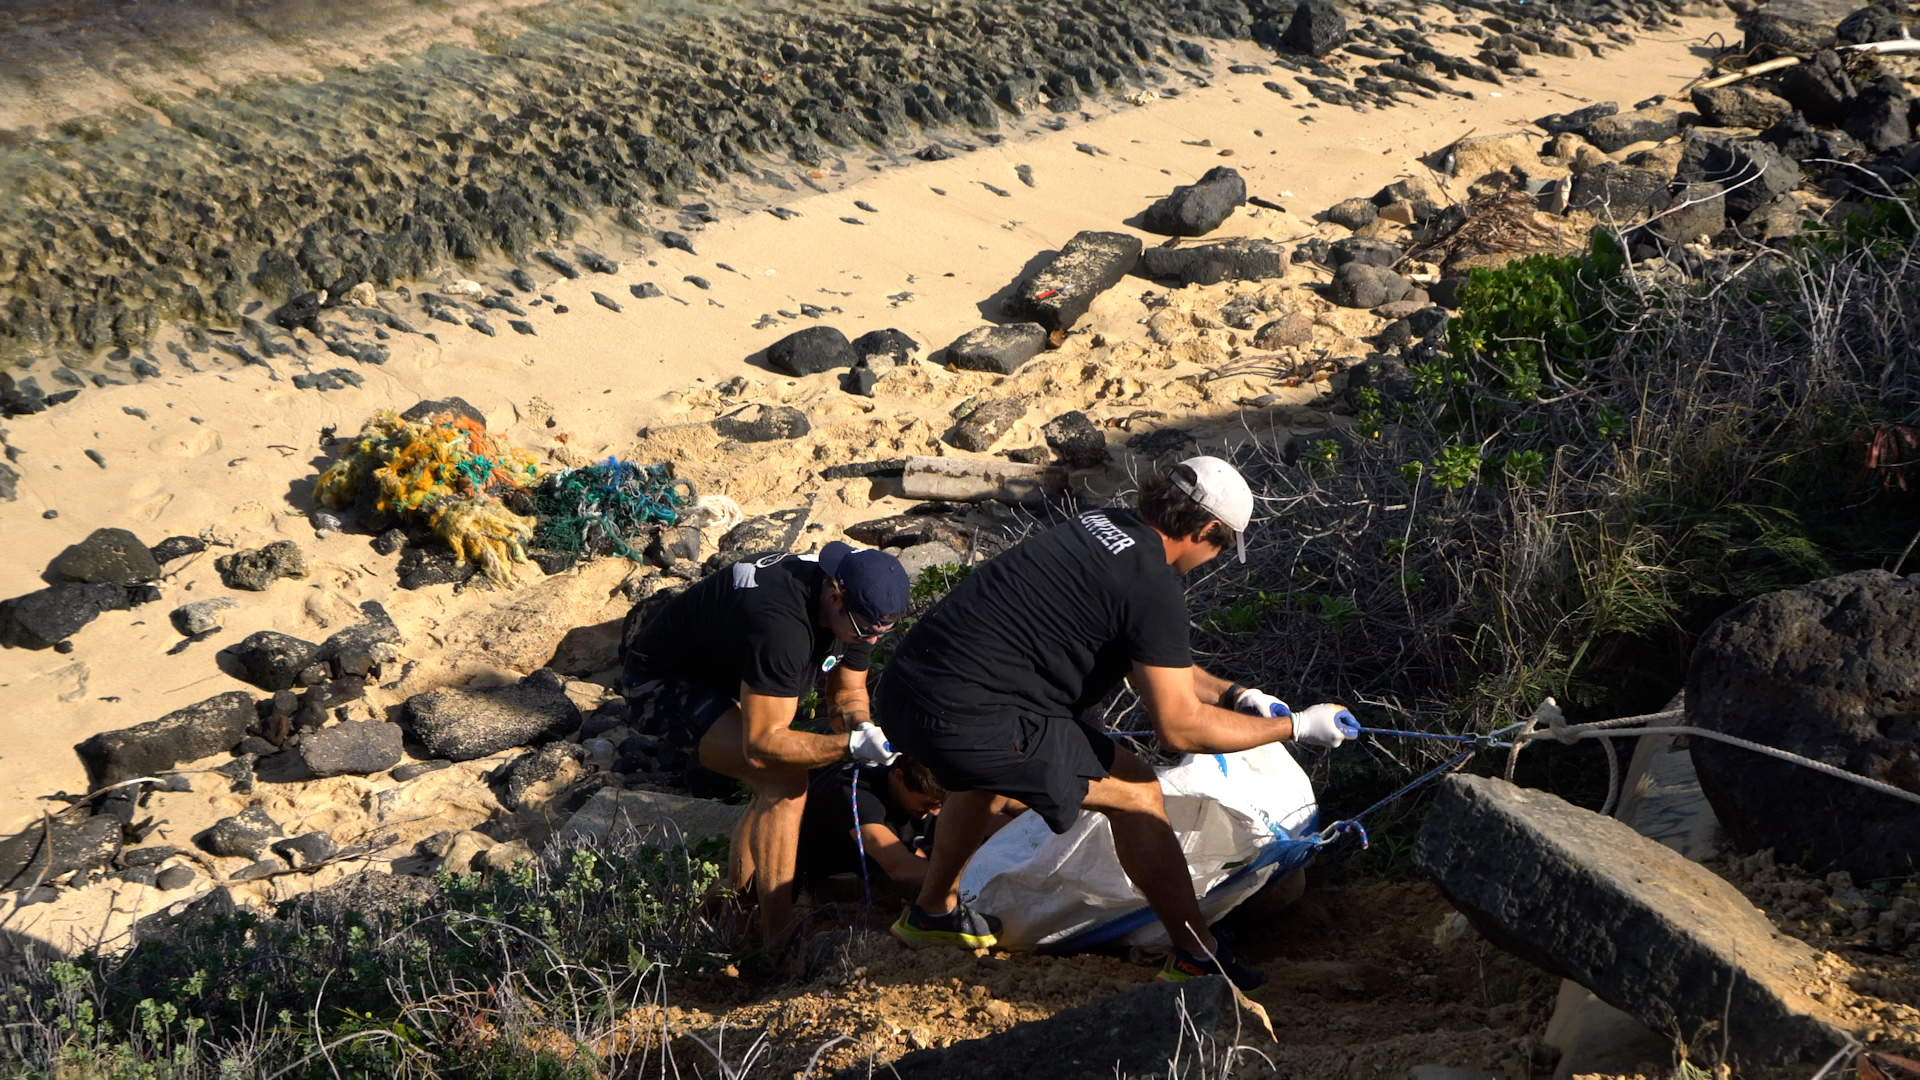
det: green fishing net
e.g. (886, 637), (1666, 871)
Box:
(531, 458), (696, 560)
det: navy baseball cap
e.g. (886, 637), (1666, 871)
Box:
(819, 541), (911, 623)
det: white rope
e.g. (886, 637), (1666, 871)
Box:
(1516, 716), (1920, 808)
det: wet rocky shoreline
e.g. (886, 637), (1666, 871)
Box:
(0, 0), (1705, 379)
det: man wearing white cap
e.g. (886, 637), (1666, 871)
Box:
(875, 456), (1357, 991)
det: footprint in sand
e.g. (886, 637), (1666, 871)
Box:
(151, 428), (223, 458)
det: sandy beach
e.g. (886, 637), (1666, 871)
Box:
(0, 12), (1731, 845)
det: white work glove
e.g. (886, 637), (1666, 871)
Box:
(1233, 688), (1292, 719)
(848, 722), (900, 766)
(1290, 703), (1360, 749)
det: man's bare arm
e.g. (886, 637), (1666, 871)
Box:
(1131, 663), (1294, 754)
(857, 824), (929, 890)
(822, 664), (872, 736)
(741, 685), (851, 769)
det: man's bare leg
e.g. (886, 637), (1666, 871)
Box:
(700, 711), (809, 945)
(1083, 748), (1212, 955)
(913, 788), (995, 914)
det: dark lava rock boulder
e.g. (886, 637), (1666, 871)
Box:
(1327, 263), (1414, 309)
(1141, 166), (1246, 237)
(199, 806), (283, 859)
(320, 600), (402, 678)
(397, 547), (475, 590)
(400, 397), (487, 427)
(1844, 73), (1915, 152)
(50, 527), (162, 585)
(149, 536), (207, 564)
(217, 540), (307, 591)
(1686, 570), (1920, 880)
(1778, 50), (1857, 125)
(1042, 410), (1109, 469)
(1580, 105), (1680, 153)
(945, 323), (1049, 375)
(300, 721), (405, 778)
(767, 326), (857, 377)
(1741, 12), (1837, 54)
(1327, 236), (1402, 268)
(0, 582), (131, 650)
(492, 743), (582, 810)
(404, 669), (581, 761)
(75, 690), (255, 787)
(1282, 0), (1347, 56)
(1568, 163), (1671, 221)
(1691, 84), (1794, 130)
(714, 404), (811, 443)
(1676, 135), (1802, 222)
(1536, 101), (1619, 135)
(851, 328), (920, 366)
(1414, 774), (1853, 1070)
(947, 398), (1028, 452)
(1139, 239), (1287, 286)
(0, 816), (121, 891)
(1838, 1), (1917, 45)
(227, 631), (323, 692)
(1345, 356), (1417, 406)
(1009, 231), (1142, 331)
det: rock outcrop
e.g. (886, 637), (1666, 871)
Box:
(1686, 570), (1920, 880)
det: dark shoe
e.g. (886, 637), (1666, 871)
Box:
(890, 900), (1001, 949)
(1156, 937), (1268, 993)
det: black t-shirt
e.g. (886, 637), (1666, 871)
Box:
(797, 763), (932, 885)
(624, 552), (873, 698)
(883, 508), (1192, 721)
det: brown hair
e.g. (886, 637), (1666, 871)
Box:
(1137, 466), (1234, 547)
(895, 756), (946, 799)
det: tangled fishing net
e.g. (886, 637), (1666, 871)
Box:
(315, 410), (542, 584)
(531, 458), (695, 560)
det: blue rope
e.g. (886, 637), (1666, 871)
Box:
(1310, 748), (1477, 849)
(1106, 725), (1509, 748)
(850, 766), (874, 913)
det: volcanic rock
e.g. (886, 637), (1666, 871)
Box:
(228, 631), (323, 692)
(75, 691), (254, 786)
(216, 540), (307, 591)
(50, 528), (162, 585)
(714, 405), (812, 443)
(1328, 263), (1414, 308)
(1141, 167), (1246, 237)
(1282, 0), (1347, 56)
(1042, 410), (1109, 469)
(1415, 774), (1852, 1068)
(945, 323), (1049, 375)
(0, 582), (131, 649)
(171, 597), (237, 636)
(200, 807), (283, 860)
(1687, 571), (1920, 879)
(1581, 106), (1680, 153)
(300, 721), (405, 778)
(948, 399), (1028, 452)
(404, 669), (582, 761)
(1139, 239), (1287, 286)
(767, 326), (857, 376)
(0, 816), (121, 891)
(1691, 85), (1794, 130)
(1010, 231), (1142, 331)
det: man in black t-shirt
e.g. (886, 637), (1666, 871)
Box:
(622, 540), (910, 944)
(796, 760), (944, 897)
(876, 457), (1359, 991)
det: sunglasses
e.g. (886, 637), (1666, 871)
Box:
(847, 607), (898, 638)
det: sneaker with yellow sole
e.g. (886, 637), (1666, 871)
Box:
(890, 900), (1001, 950)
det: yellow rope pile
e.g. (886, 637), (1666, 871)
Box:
(315, 410), (542, 584)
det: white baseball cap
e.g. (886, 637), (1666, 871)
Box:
(1171, 456), (1254, 563)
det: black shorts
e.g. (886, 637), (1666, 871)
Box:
(874, 675), (1114, 835)
(623, 676), (736, 750)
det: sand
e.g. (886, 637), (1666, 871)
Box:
(0, 9), (1735, 951)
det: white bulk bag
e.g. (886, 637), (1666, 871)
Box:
(957, 740), (1321, 951)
